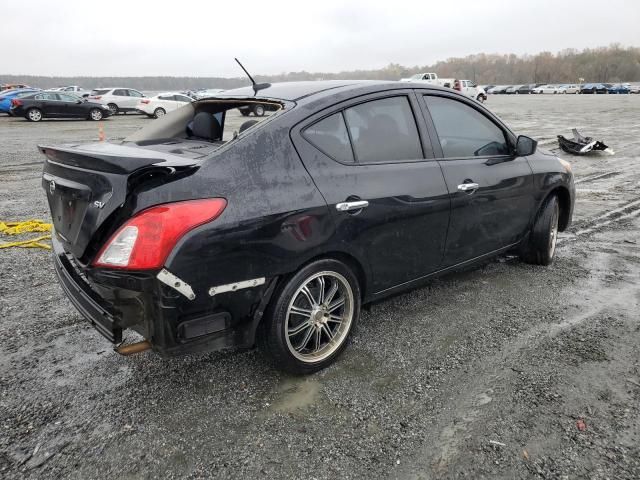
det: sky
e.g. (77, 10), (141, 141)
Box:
(2, 0), (639, 77)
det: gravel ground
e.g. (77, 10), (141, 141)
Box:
(1, 95), (639, 479)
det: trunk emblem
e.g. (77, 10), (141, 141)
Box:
(49, 180), (56, 194)
(94, 201), (105, 209)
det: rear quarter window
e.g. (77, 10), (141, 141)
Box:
(303, 112), (354, 163)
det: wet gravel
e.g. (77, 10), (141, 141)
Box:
(1, 95), (639, 479)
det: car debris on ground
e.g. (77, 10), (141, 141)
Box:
(557, 128), (614, 155)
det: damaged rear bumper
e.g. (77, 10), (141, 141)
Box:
(51, 235), (276, 356)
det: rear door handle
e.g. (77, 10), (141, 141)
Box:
(336, 200), (369, 212)
(457, 183), (479, 192)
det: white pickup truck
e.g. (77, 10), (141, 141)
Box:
(54, 85), (92, 98)
(400, 73), (487, 103)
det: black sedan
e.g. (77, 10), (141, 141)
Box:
(579, 83), (611, 94)
(11, 91), (112, 121)
(40, 81), (575, 373)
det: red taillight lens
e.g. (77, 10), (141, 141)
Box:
(90, 95), (102, 100)
(93, 198), (227, 270)
(140, 99), (150, 104)
(11, 99), (23, 106)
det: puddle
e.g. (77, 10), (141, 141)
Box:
(269, 377), (322, 413)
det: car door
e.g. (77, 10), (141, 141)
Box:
(291, 92), (451, 293)
(57, 93), (84, 117)
(419, 92), (535, 266)
(173, 94), (193, 111)
(127, 89), (144, 109)
(41, 92), (65, 116)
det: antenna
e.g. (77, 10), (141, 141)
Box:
(234, 58), (271, 94)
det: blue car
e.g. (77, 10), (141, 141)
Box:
(607, 83), (630, 94)
(0, 89), (41, 113)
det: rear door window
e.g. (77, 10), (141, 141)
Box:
(174, 95), (193, 103)
(424, 95), (509, 158)
(303, 112), (354, 163)
(36, 93), (58, 101)
(113, 89), (128, 96)
(91, 89), (110, 95)
(344, 96), (423, 163)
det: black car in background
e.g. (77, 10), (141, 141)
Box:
(40, 81), (574, 373)
(580, 83), (611, 94)
(516, 84), (542, 94)
(11, 91), (112, 121)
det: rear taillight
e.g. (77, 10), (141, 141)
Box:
(140, 99), (150, 104)
(11, 99), (23, 106)
(93, 198), (227, 270)
(91, 96), (102, 100)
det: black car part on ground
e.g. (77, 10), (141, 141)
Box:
(557, 128), (614, 155)
(40, 81), (575, 372)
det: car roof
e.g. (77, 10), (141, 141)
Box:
(214, 80), (452, 102)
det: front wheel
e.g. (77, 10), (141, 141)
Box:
(477, 95), (485, 103)
(89, 108), (103, 121)
(253, 104), (265, 116)
(26, 108), (42, 122)
(258, 259), (361, 374)
(521, 195), (559, 266)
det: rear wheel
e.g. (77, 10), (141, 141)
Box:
(153, 107), (166, 119)
(521, 195), (559, 266)
(26, 108), (42, 122)
(476, 94), (485, 103)
(258, 259), (361, 374)
(89, 108), (103, 121)
(107, 103), (118, 115)
(253, 104), (265, 116)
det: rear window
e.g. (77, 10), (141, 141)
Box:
(303, 112), (354, 163)
(91, 89), (110, 95)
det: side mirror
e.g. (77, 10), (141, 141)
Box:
(516, 135), (537, 156)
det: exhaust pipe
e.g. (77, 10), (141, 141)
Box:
(115, 340), (151, 356)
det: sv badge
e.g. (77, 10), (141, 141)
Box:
(93, 200), (105, 209)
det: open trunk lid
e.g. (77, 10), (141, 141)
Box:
(40, 142), (199, 259)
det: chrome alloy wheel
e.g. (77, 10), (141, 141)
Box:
(28, 109), (42, 121)
(90, 109), (103, 121)
(549, 207), (559, 259)
(285, 271), (354, 363)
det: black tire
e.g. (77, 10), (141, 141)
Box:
(26, 108), (43, 122)
(253, 104), (265, 116)
(240, 110), (250, 117)
(107, 103), (118, 115)
(153, 107), (166, 119)
(521, 195), (560, 266)
(88, 108), (103, 121)
(258, 258), (361, 374)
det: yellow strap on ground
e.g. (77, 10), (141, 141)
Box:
(0, 219), (52, 235)
(0, 235), (52, 250)
(0, 220), (53, 250)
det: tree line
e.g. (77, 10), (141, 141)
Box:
(2, 45), (638, 91)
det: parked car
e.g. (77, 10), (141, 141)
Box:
(532, 85), (560, 94)
(11, 91), (112, 121)
(630, 84), (640, 94)
(87, 88), (146, 114)
(480, 85), (495, 94)
(55, 85), (92, 98)
(0, 88), (40, 113)
(557, 84), (580, 94)
(40, 80), (574, 373)
(505, 85), (523, 94)
(607, 83), (630, 94)
(580, 83), (609, 94)
(515, 84), (538, 94)
(454, 79), (487, 102)
(0, 83), (30, 92)
(488, 85), (509, 94)
(195, 88), (226, 99)
(137, 92), (195, 118)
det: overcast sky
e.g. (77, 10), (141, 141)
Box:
(3, 0), (639, 77)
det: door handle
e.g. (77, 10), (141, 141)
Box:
(336, 200), (369, 212)
(457, 183), (479, 192)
